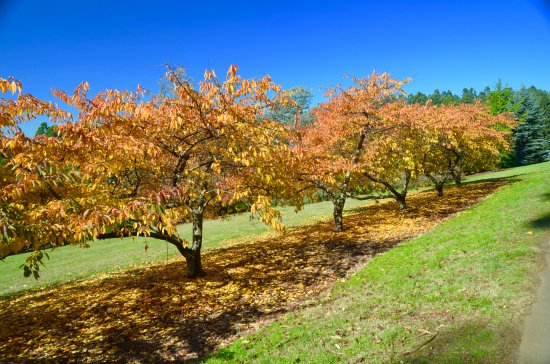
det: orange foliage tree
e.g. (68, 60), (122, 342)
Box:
(420, 101), (515, 195)
(291, 73), (409, 231)
(0, 67), (298, 278)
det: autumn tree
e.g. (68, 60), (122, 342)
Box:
(420, 101), (514, 194)
(0, 67), (298, 278)
(291, 72), (408, 231)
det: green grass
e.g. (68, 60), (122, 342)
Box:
(0, 195), (372, 297)
(204, 161), (550, 363)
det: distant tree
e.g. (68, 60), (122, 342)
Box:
(431, 89), (442, 105)
(361, 102), (427, 209)
(35, 122), (57, 137)
(291, 72), (409, 231)
(513, 88), (549, 165)
(460, 88), (477, 104)
(265, 87), (314, 127)
(440, 90), (459, 105)
(527, 86), (550, 143)
(406, 91), (429, 105)
(420, 101), (514, 193)
(478, 86), (491, 102)
(486, 80), (517, 116)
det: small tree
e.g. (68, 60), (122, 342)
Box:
(291, 72), (409, 231)
(420, 101), (515, 194)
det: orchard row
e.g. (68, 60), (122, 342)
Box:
(0, 67), (514, 277)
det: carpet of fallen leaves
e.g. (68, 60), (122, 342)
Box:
(0, 181), (506, 363)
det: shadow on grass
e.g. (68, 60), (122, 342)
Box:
(0, 181), (507, 362)
(529, 212), (550, 231)
(463, 175), (521, 186)
(541, 192), (550, 201)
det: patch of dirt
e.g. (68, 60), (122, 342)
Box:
(0, 181), (506, 362)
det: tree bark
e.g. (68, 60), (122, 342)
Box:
(333, 196), (346, 232)
(97, 228), (202, 276)
(426, 173), (445, 197)
(452, 170), (462, 187)
(395, 193), (407, 209)
(186, 210), (206, 278)
(449, 154), (463, 187)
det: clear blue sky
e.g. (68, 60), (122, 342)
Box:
(1, 0), (550, 135)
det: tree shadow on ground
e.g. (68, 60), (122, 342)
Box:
(463, 175), (521, 185)
(540, 192), (550, 201)
(0, 181), (507, 362)
(529, 212), (550, 231)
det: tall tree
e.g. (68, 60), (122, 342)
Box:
(406, 91), (429, 105)
(460, 88), (477, 104)
(35, 121), (58, 137)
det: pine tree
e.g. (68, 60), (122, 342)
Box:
(513, 88), (549, 165)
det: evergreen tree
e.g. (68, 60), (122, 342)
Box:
(266, 87), (314, 126)
(513, 88), (549, 165)
(478, 86), (491, 102)
(35, 121), (57, 137)
(461, 88), (477, 103)
(406, 91), (429, 105)
(441, 90), (460, 105)
(431, 89), (442, 105)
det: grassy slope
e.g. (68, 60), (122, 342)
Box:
(205, 161), (550, 363)
(0, 196), (373, 297)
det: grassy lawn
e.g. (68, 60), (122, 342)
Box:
(0, 195), (373, 297)
(205, 161), (550, 363)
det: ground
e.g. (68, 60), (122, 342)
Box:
(0, 181), (504, 362)
(1, 162), (549, 363)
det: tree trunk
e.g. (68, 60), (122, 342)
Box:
(395, 193), (407, 209)
(426, 173), (445, 197)
(333, 197), (345, 232)
(186, 211), (206, 278)
(452, 172), (462, 187)
(450, 156), (463, 187)
(435, 183), (444, 197)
